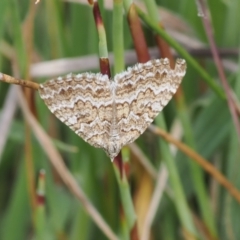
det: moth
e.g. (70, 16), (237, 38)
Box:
(0, 58), (186, 161)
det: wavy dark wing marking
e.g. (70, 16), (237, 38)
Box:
(114, 58), (186, 149)
(38, 72), (113, 149)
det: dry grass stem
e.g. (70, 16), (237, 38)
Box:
(0, 73), (39, 90)
(149, 125), (240, 203)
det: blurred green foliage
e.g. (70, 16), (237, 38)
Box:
(0, 0), (240, 239)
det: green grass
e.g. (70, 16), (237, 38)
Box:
(0, 0), (240, 239)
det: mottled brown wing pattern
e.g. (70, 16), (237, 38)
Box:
(114, 58), (186, 149)
(38, 73), (113, 149)
(38, 58), (186, 161)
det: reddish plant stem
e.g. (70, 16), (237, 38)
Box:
(99, 57), (111, 77)
(127, 4), (150, 63)
(93, 1), (103, 31)
(93, 0), (125, 169)
(36, 170), (46, 206)
(93, 1), (111, 76)
(154, 24), (186, 107)
(114, 153), (124, 179)
(130, 224), (140, 240)
(155, 24), (175, 66)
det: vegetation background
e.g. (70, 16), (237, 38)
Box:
(0, 0), (240, 239)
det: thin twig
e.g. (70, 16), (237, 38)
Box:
(149, 124), (240, 204)
(0, 72), (39, 90)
